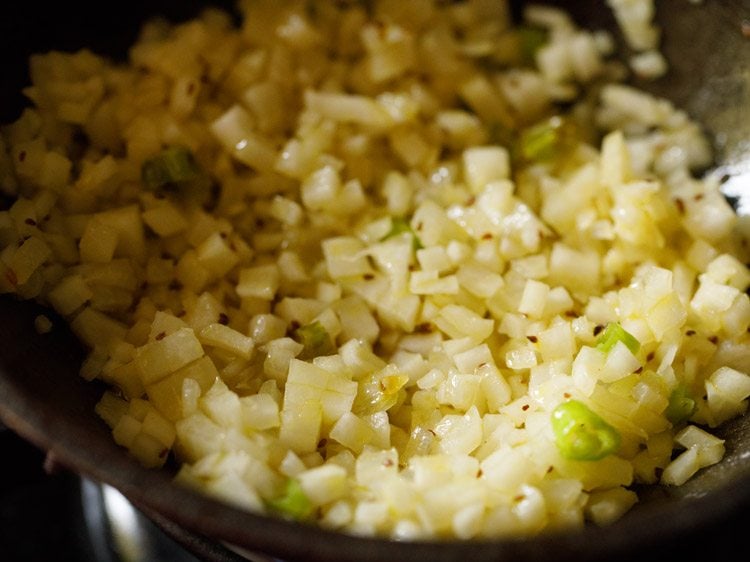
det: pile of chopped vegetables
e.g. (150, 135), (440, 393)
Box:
(1, 0), (749, 540)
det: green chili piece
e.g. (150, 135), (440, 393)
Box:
(382, 216), (423, 251)
(551, 400), (621, 461)
(518, 116), (567, 162)
(294, 321), (336, 360)
(595, 322), (641, 355)
(517, 25), (548, 66)
(665, 385), (696, 425)
(141, 146), (204, 190)
(267, 478), (314, 520)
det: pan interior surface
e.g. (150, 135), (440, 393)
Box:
(0, 1), (749, 561)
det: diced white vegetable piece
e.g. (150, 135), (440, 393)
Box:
(506, 346), (538, 370)
(416, 246), (452, 273)
(200, 379), (242, 428)
(175, 412), (225, 463)
(518, 279), (550, 318)
(708, 367), (750, 402)
(298, 463), (349, 506)
(323, 237), (373, 279)
(79, 218), (118, 263)
(71, 308), (128, 350)
(599, 341), (641, 383)
(480, 446), (532, 492)
(661, 447), (701, 486)
(705, 367), (750, 425)
(409, 270), (459, 295)
(434, 406), (482, 455)
(196, 232), (239, 280)
(662, 426), (726, 486)
(462, 146), (510, 193)
(210, 104), (277, 172)
(47, 275), (93, 316)
(279, 399), (323, 454)
(538, 322), (575, 362)
(585, 487), (638, 526)
(705, 254), (750, 290)
(205, 471), (263, 511)
(434, 304), (494, 343)
(284, 359), (357, 426)
(142, 203), (188, 237)
(7, 235), (51, 285)
(305, 90), (394, 130)
(199, 323), (254, 360)
(146, 355), (218, 422)
(674, 425), (724, 451)
(240, 393), (280, 431)
(330, 412), (374, 454)
(135, 327), (205, 385)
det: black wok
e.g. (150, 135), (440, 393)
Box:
(0, 1), (748, 561)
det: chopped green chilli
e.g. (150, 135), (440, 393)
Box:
(142, 146), (204, 190)
(666, 385), (696, 425)
(518, 116), (569, 162)
(551, 400), (621, 461)
(517, 25), (548, 65)
(596, 323), (641, 355)
(267, 478), (314, 520)
(382, 216), (423, 251)
(294, 321), (336, 360)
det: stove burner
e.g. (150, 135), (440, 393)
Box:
(80, 480), (279, 562)
(81, 479), (202, 562)
(0, 426), (281, 562)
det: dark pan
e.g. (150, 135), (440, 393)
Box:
(0, 1), (749, 561)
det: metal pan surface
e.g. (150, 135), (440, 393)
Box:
(0, 1), (748, 561)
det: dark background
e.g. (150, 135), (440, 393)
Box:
(0, 424), (206, 562)
(0, 0), (228, 124)
(0, 425), (96, 561)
